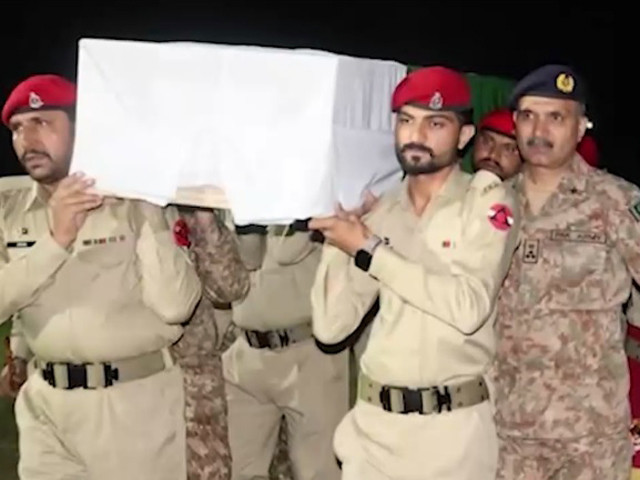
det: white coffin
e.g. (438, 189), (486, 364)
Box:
(70, 38), (406, 224)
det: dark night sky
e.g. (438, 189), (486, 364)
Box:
(0, 2), (627, 183)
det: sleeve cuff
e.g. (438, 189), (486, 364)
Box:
(33, 232), (72, 266)
(368, 244), (399, 281)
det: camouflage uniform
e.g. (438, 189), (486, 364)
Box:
(493, 156), (640, 479)
(269, 425), (294, 480)
(170, 208), (250, 480)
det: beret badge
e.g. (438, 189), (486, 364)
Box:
(429, 91), (443, 110)
(28, 92), (43, 109)
(555, 73), (575, 94)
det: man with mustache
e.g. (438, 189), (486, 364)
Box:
(309, 66), (520, 479)
(492, 65), (640, 479)
(473, 108), (522, 181)
(0, 74), (203, 480)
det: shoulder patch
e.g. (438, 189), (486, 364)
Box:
(470, 169), (501, 190)
(173, 219), (191, 247)
(481, 181), (500, 196)
(488, 203), (514, 231)
(630, 200), (640, 222)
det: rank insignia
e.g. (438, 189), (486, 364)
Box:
(522, 239), (539, 264)
(556, 73), (575, 93)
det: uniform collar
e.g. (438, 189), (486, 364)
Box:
(557, 153), (590, 194)
(512, 153), (590, 196)
(23, 182), (51, 212)
(512, 153), (591, 220)
(397, 163), (467, 211)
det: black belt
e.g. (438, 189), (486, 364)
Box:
(243, 324), (313, 350)
(235, 220), (324, 243)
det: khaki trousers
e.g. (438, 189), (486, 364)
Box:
(335, 399), (498, 480)
(222, 336), (348, 480)
(15, 364), (186, 480)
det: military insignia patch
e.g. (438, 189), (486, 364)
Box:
(481, 182), (500, 196)
(81, 235), (127, 247)
(630, 200), (640, 222)
(488, 203), (514, 231)
(28, 91), (43, 109)
(549, 229), (606, 244)
(6, 241), (35, 248)
(173, 219), (191, 248)
(522, 239), (539, 264)
(555, 73), (575, 93)
(429, 91), (443, 110)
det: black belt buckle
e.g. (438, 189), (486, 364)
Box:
(246, 329), (291, 349)
(433, 385), (452, 413)
(66, 363), (89, 389)
(42, 362), (56, 387)
(103, 363), (120, 387)
(401, 388), (424, 414)
(379, 386), (392, 411)
(379, 386), (423, 414)
(245, 330), (270, 349)
(273, 330), (290, 348)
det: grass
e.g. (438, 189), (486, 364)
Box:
(0, 320), (19, 480)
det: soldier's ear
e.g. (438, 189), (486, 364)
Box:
(577, 116), (589, 143)
(458, 124), (476, 150)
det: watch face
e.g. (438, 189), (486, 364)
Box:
(355, 249), (372, 272)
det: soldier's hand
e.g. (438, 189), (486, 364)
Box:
(50, 172), (103, 248)
(0, 359), (27, 398)
(336, 190), (379, 220)
(184, 209), (221, 246)
(308, 213), (371, 256)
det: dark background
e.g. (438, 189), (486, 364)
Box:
(0, 2), (627, 183)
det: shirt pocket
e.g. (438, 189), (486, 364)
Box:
(75, 229), (135, 268)
(419, 209), (463, 269)
(542, 234), (608, 310)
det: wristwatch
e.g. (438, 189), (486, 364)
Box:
(354, 234), (383, 272)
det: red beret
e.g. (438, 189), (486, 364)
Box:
(392, 66), (471, 112)
(478, 109), (515, 138)
(576, 135), (598, 167)
(2, 74), (76, 126)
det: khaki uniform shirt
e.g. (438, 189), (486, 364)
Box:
(312, 166), (520, 388)
(0, 180), (202, 363)
(232, 229), (321, 331)
(493, 156), (640, 439)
